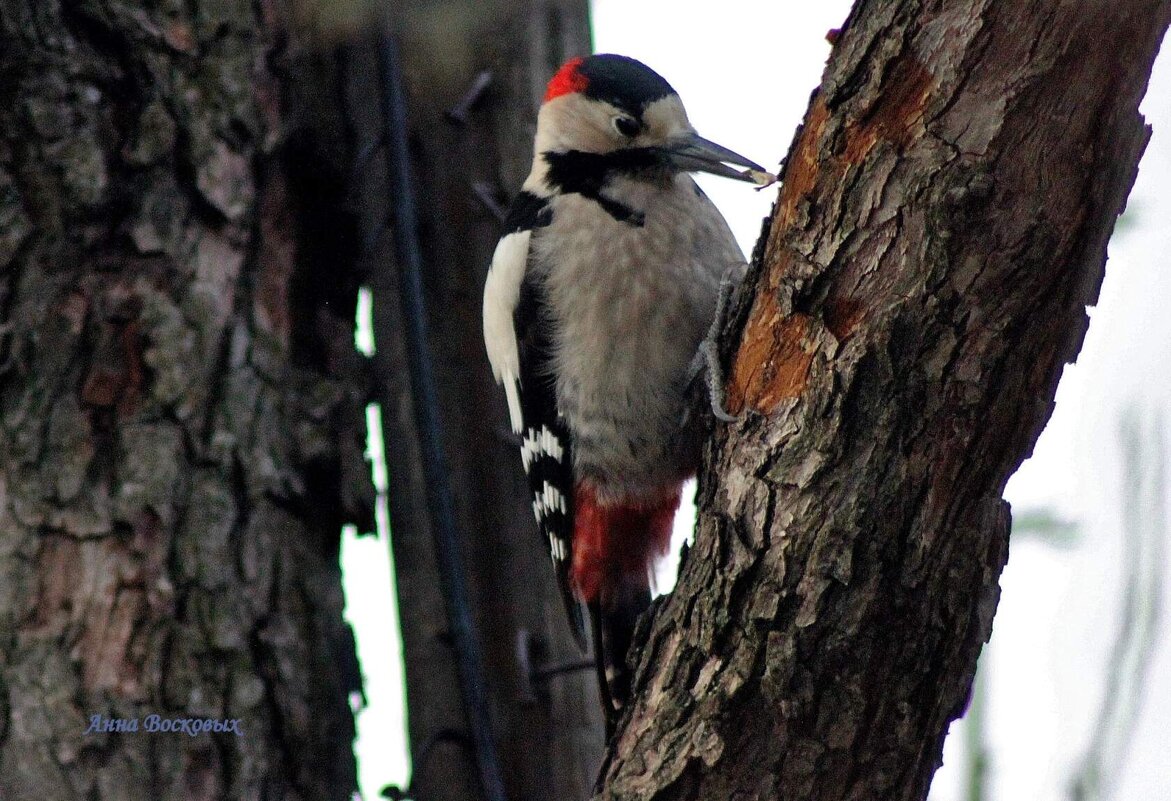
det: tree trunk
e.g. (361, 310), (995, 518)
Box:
(599, 2), (1171, 800)
(367, 3), (602, 800)
(0, 2), (371, 799)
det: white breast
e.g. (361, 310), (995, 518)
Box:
(530, 175), (744, 500)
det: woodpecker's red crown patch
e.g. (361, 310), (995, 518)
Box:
(544, 56), (589, 102)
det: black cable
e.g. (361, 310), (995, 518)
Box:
(378, 33), (508, 801)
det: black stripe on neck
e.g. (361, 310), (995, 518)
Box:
(543, 149), (667, 226)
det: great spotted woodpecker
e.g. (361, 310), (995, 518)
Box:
(482, 54), (765, 721)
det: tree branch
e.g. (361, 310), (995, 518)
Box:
(598, 2), (1171, 799)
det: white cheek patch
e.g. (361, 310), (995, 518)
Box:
(482, 230), (531, 434)
(640, 95), (691, 142)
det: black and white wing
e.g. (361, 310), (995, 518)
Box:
(482, 191), (585, 647)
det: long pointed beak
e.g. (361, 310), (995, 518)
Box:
(665, 132), (766, 183)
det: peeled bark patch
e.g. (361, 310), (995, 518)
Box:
(729, 312), (817, 413)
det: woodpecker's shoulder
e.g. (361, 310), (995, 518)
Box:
(482, 188), (555, 434)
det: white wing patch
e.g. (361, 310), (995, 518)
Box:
(482, 229), (531, 434)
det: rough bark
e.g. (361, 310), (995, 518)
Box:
(371, 3), (601, 800)
(599, 2), (1171, 800)
(0, 2), (372, 799)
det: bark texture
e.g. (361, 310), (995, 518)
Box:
(599, 2), (1171, 800)
(0, 2), (371, 799)
(370, 3), (602, 800)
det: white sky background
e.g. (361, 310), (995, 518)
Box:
(341, 3), (1171, 798)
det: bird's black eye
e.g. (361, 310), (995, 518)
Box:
(612, 115), (641, 138)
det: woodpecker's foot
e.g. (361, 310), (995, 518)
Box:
(699, 263), (745, 424)
(698, 339), (738, 422)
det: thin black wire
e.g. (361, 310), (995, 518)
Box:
(378, 34), (508, 801)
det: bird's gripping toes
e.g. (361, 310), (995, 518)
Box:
(482, 53), (771, 729)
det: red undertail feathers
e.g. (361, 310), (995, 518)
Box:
(571, 482), (680, 606)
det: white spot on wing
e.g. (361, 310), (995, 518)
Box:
(482, 230), (531, 434)
(540, 426), (564, 460)
(531, 480), (567, 524)
(520, 425), (566, 474)
(547, 532), (567, 563)
(521, 427), (540, 473)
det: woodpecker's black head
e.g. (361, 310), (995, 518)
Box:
(535, 54), (765, 184)
(546, 54), (675, 116)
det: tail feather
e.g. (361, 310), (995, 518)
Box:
(590, 584), (652, 733)
(560, 580), (588, 651)
(589, 602), (615, 724)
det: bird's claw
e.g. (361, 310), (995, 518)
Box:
(699, 263), (746, 424)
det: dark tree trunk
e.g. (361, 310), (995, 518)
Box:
(599, 2), (1171, 800)
(0, 2), (372, 799)
(366, 3), (601, 800)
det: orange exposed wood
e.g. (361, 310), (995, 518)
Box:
(727, 56), (934, 415)
(774, 94), (829, 229)
(728, 309), (816, 414)
(727, 95), (829, 415)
